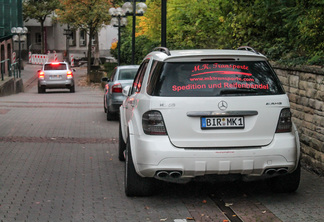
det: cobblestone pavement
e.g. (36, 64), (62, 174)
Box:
(0, 64), (323, 222)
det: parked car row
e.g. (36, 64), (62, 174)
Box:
(106, 47), (301, 197)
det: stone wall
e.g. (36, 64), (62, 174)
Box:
(0, 77), (23, 97)
(273, 63), (324, 175)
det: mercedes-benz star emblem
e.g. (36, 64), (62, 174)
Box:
(218, 100), (228, 110)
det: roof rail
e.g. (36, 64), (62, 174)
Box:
(237, 46), (258, 54)
(153, 47), (171, 56)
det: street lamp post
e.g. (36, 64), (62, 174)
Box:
(109, 7), (127, 66)
(122, 0), (147, 65)
(161, 0), (167, 47)
(11, 27), (28, 78)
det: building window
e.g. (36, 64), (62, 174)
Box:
(91, 36), (97, 45)
(69, 31), (76, 46)
(35, 33), (41, 44)
(79, 30), (87, 47)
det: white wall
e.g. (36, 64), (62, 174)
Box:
(25, 22), (118, 58)
(99, 25), (118, 56)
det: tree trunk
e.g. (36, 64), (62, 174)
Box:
(87, 28), (93, 75)
(93, 33), (100, 66)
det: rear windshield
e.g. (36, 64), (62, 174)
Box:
(148, 61), (285, 97)
(44, 64), (67, 70)
(118, 69), (138, 80)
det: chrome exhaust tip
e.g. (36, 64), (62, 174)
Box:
(156, 171), (182, 179)
(265, 169), (277, 175)
(169, 171), (182, 179)
(264, 168), (289, 176)
(156, 171), (169, 178)
(277, 168), (288, 175)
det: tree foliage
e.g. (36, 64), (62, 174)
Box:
(55, 0), (112, 74)
(23, 0), (60, 54)
(114, 0), (324, 66)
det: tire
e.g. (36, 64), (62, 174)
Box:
(106, 107), (115, 121)
(70, 85), (75, 93)
(104, 97), (107, 113)
(118, 121), (126, 161)
(267, 162), (301, 193)
(125, 137), (155, 197)
(38, 86), (45, 94)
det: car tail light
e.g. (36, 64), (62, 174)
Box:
(275, 108), (292, 133)
(142, 111), (167, 135)
(38, 71), (45, 79)
(67, 71), (73, 79)
(112, 83), (122, 93)
(51, 62), (60, 65)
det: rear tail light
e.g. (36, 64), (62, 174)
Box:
(275, 108), (292, 133)
(38, 71), (45, 79)
(112, 83), (122, 93)
(142, 111), (167, 135)
(67, 71), (73, 79)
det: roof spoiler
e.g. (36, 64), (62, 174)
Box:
(153, 47), (171, 56)
(237, 46), (259, 54)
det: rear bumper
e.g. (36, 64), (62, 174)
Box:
(108, 93), (125, 112)
(39, 79), (74, 89)
(130, 131), (300, 179)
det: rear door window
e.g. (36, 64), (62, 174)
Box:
(118, 69), (138, 80)
(131, 60), (149, 95)
(149, 61), (285, 97)
(44, 63), (67, 70)
(110, 68), (117, 81)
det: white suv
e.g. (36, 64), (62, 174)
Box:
(119, 47), (300, 196)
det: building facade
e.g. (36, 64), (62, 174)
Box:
(0, 0), (22, 75)
(25, 15), (118, 60)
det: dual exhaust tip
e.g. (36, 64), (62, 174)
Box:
(264, 168), (288, 176)
(156, 170), (182, 179)
(157, 168), (288, 178)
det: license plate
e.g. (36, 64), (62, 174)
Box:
(50, 75), (61, 79)
(201, 116), (244, 129)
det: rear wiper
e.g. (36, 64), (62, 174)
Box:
(220, 89), (258, 95)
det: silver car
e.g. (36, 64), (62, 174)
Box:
(38, 62), (75, 93)
(102, 65), (139, 121)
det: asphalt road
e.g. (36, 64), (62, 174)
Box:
(0, 64), (323, 222)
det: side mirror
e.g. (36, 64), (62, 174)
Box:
(101, 77), (109, 82)
(122, 85), (131, 96)
(72, 69), (76, 72)
(37, 69), (41, 73)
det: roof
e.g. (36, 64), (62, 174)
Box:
(117, 65), (140, 69)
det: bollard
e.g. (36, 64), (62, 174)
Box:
(70, 54), (74, 67)
(54, 50), (58, 62)
(12, 52), (16, 64)
(28, 51), (32, 63)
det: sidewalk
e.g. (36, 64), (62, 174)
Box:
(20, 62), (43, 92)
(0, 61), (41, 96)
(21, 62), (42, 83)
